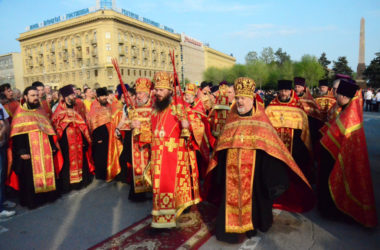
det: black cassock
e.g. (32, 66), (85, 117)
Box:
(317, 147), (351, 221)
(12, 134), (58, 209)
(214, 149), (289, 243)
(118, 130), (147, 201)
(92, 125), (109, 180)
(292, 129), (312, 182)
(57, 127), (92, 194)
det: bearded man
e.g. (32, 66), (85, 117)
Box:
(52, 85), (94, 194)
(183, 82), (215, 179)
(266, 80), (313, 182)
(318, 79), (377, 227)
(315, 79), (336, 122)
(31, 81), (52, 118)
(120, 78), (154, 201)
(148, 71), (204, 228)
(206, 77), (314, 243)
(87, 88), (115, 180)
(7, 86), (59, 209)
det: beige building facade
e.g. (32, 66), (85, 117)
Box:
(204, 46), (236, 69)
(19, 9), (181, 90)
(18, 1), (235, 90)
(0, 53), (25, 90)
(180, 34), (205, 85)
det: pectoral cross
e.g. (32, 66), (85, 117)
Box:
(240, 134), (244, 143)
(165, 138), (178, 152)
(280, 113), (284, 123)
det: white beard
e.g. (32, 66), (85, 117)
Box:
(237, 106), (246, 114)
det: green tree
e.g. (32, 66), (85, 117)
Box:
(332, 56), (353, 76)
(245, 51), (259, 64)
(364, 52), (380, 88)
(318, 52), (331, 78)
(260, 47), (275, 64)
(246, 61), (269, 90)
(275, 48), (291, 65)
(294, 55), (325, 88)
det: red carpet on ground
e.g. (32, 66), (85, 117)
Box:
(89, 203), (216, 250)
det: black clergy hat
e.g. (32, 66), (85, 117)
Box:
(96, 87), (108, 97)
(294, 77), (306, 86)
(211, 85), (219, 93)
(59, 84), (75, 98)
(319, 79), (329, 87)
(278, 80), (293, 90)
(336, 79), (358, 98)
(200, 81), (209, 90)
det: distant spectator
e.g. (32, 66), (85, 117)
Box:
(364, 89), (373, 111)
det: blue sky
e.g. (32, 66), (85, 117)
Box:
(0, 0), (379, 70)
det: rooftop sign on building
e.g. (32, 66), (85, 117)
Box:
(26, 0), (174, 34)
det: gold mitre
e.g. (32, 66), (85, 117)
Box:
(153, 71), (174, 90)
(135, 78), (152, 93)
(185, 83), (197, 96)
(234, 77), (256, 98)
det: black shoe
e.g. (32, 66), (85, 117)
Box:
(246, 229), (257, 238)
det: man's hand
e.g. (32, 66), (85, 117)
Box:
(181, 120), (189, 129)
(131, 120), (141, 130)
(20, 154), (31, 160)
(115, 128), (121, 138)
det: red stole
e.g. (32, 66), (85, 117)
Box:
(320, 91), (377, 227)
(265, 91), (311, 153)
(52, 102), (95, 183)
(298, 88), (323, 121)
(7, 104), (62, 193)
(150, 103), (201, 228)
(208, 99), (314, 233)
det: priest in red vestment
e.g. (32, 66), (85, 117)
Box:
(318, 79), (377, 228)
(183, 82), (215, 179)
(7, 86), (60, 209)
(32, 81), (52, 118)
(52, 85), (94, 193)
(126, 78), (153, 201)
(266, 80), (313, 182)
(87, 87), (122, 181)
(149, 71), (204, 228)
(206, 77), (314, 243)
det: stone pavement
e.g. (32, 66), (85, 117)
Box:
(0, 111), (379, 249)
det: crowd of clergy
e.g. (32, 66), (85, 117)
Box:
(0, 71), (377, 243)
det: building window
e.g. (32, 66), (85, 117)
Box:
(106, 43), (111, 51)
(134, 70), (136, 76)
(139, 70), (141, 76)
(94, 69), (98, 77)
(86, 47), (90, 55)
(87, 70), (90, 79)
(121, 69), (124, 75)
(105, 32), (111, 39)
(128, 69), (130, 76)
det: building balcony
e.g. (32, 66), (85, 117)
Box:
(91, 50), (98, 57)
(76, 41), (82, 48)
(76, 53), (83, 60)
(118, 38), (124, 44)
(91, 39), (97, 45)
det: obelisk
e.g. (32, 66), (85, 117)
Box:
(356, 17), (366, 88)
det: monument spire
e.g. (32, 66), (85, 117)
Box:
(356, 17), (366, 88)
